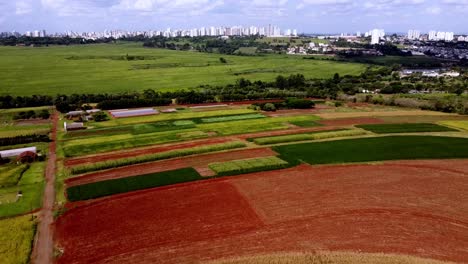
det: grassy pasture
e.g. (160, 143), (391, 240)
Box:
(274, 136), (468, 165)
(0, 43), (367, 96)
(67, 168), (201, 201)
(209, 156), (289, 176)
(439, 121), (468, 131)
(0, 162), (45, 218)
(70, 141), (246, 175)
(251, 129), (365, 145)
(0, 164), (29, 188)
(0, 215), (37, 264)
(356, 123), (458, 134)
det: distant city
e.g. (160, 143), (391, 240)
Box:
(1, 25), (468, 43)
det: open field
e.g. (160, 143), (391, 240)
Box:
(0, 43), (367, 96)
(275, 136), (468, 165)
(439, 121), (468, 131)
(0, 162), (45, 217)
(205, 252), (453, 264)
(55, 159), (468, 263)
(251, 129), (365, 145)
(356, 123), (457, 134)
(0, 215), (37, 264)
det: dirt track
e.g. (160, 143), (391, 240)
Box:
(31, 111), (58, 264)
(55, 159), (468, 264)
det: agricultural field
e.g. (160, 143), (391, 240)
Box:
(0, 43), (367, 96)
(0, 215), (37, 264)
(356, 123), (457, 134)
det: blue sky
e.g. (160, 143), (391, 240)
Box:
(1, 0), (467, 34)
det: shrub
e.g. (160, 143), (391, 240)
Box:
(285, 98), (315, 109)
(71, 141), (247, 175)
(93, 111), (108, 122)
(67, 168), (201, 201)
(262, 103), (276, 111)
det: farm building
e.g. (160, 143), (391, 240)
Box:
(66, 110), (84, 117)
(86, 109), (102, 114)
(0, 147), (37, 158)
(161, 108), (178, 113)
(109, 108), (159, 118)
(64, 122), (85, 132)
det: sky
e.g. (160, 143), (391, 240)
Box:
(0, 0), (467, 34)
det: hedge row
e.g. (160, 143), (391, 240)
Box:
(70, 141), (247, 175)
(253, 129), (365, 145)
(67, 168), (201, 201)
(0, 134), (50, 147)
(209, 156), (290, 176)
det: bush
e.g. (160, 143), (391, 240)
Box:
(285, 98), (315, 109)
(71, 141), (247, 175)
(262, 103), (276, 111)
(93, 111), (108, 122)
(67, 168), (202, 201)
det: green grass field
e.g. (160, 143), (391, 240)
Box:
(274, 136), (468, 165)
(67, 168), (201, 201)
(0, 215), (37, 264)
(252, 129), (365, 145)
(0, 162), (45, 218)
(439, 121), (468, 131)
(0, 43), (367, 96)
(209, 156), (289, 176)
(356, 123), (457, 134)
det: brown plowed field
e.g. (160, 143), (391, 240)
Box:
(56, 159), (468, 264)
(318, 117), (384, 126)
(65, 148), (278, 187)
(65, 137), (235, 167)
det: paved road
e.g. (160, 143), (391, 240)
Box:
(31, 111), (58, 264)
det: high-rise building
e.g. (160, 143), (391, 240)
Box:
(370, 29), (384, 44)
(407, 29), (420, 40)
(428, 30), (437, 41)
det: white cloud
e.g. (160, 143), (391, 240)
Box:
(112, 0), (223, 15)
(16, 1), (33, 15)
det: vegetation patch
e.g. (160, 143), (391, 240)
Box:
(252, 129), (364, 145)
(67, 168), (202, 201)
(0, 133), (50, 146)
(0, 164), (30, 188)
(0, 215), (37, 264)
(439, 121), (468, 131)
(70, 141), (246, 175)
(209, 156), (290, 176)
(289, 120), (321, 127)
(356, 123), (458, 134)
(200, 113), (266, 123)
(274, 136), (468, 165)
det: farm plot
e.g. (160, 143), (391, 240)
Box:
(70, 141), (246, 175)
(439, 121), (468, 131)
(0, 164), (29, 187)
(356, 123), (457, 134)
(209, 156), (289, 176)
(318, 117), (384, 126)
(0, 215), (37, 264)
(251, 129), (365, 145)
(55, 160), (468, 264)
(67, 168), (202, 201)
(0, 162), (45, 217)
(274, 136), (468, 165)
(200, 113), (265, 123)
(66, 148), (277, 187)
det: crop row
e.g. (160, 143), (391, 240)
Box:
(0, 164), (30, 188)
(356, 123), (457, 134)
(0, 215), (37, 264)
(209, 156), (290, 176)
(252, 129), (366, 145)
(67, 168), (201, 201)
(70, 141), (247, 175)
(0, 133), (50, 147)
(200, 113), (266, 123)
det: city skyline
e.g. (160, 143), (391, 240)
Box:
(1, 0), (468, 34)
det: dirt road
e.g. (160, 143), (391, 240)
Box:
(31, 111), (58, 264)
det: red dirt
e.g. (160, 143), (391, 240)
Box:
(318, 117), (385, 126)
(55, 181), (263, 264)
(65, 148), (278, 187)
(55, 159), (468, 264)
(65, 137), (235, 167)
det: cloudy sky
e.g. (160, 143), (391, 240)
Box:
(1, 0), (467, 34)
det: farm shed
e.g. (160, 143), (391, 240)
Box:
(0, 147), (37, 158)
(109, 108), (159, 118)
(64, 122), (85, 132)
(66, 111), (84, 117)
(86, 109), (102, 114)
(161, 108), (178, 113)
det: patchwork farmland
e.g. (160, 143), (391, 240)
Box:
(2, 99), (468, 264)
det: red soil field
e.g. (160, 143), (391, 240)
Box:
(55, 159), (468, 263)
(318, 117), (384, 126)
(65, 137), (234, 167)
(65, 148), (278, 187)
